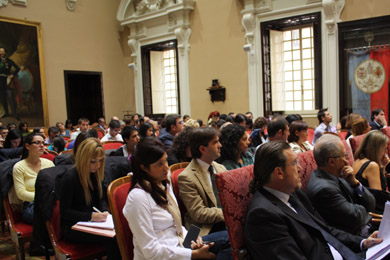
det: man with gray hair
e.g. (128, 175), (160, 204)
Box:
(306, 134), (375, 236)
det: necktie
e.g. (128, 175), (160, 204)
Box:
(208, 165), (221, 208)
(288, 195), (360, 260)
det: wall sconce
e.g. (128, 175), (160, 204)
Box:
(206, 79), (225, 102)
(66, 0), (77, 11)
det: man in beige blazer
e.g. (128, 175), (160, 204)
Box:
(178, 127), (226, 237)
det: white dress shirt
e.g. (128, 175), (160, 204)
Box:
(123, 185), (191, 260)
(100, 132), (123, 142)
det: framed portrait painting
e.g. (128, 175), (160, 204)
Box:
(0, 16), (48, 127)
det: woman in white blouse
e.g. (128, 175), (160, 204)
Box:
(123, 137), (220, 260)
(288, 120), (313, 154)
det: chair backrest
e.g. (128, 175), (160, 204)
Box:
(170, 168), (188, 222)
(101, 141), (124, 150)
(339, 130), (348, 140)
(381, 127), (390, 153)
(107, 176), (133, 260)
(341, 139), (355, 166)
(297, 150), (317, 192)
(215, 165), (254, 260)
(349, 134), (366, 156)
(3, 195), (22, 224)
(47, 200), (62, 243)
(40, 153), (56, 161)
(307, 128), (315, 145)
(169, 162), (190, 173)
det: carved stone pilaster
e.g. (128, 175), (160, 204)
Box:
(175, 27), (191, 56)
(128, 38), (139, 61)
(323, 0), (345, 35)
(1, 0), (27, 7)
(242, 13), (255, 55)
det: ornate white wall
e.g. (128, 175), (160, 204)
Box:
(241, 0), (345, 122)
(117, 0), (195, 115)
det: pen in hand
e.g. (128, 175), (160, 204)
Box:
(93, 206), (102, 213)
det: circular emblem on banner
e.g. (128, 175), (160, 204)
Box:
(354, 59), (386, 93)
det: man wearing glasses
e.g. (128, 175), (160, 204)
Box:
(306, 134), (375, 236)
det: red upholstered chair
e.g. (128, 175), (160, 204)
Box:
(341, 139), (355, 166)
(339, 130), (348, 140)
(348, 134), (366, 156)
(107, 175), (134, 260)
(40, 152), (56, 161)
(3, 195), (33, 260)
(46, 200), (106, 260)
(381, 127), (390, 153)
(307, 127), (315, 145)
(170, 167), (188, 222)
(101, 141), (124, 150)
(297, 150), (317, 192)
(215, 165), (254, 260)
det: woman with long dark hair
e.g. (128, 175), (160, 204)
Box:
(138, 122), (155, 140)
(12, 133), (54, 223)
(123, 137), (225, 259)
(18, 121), (30, 137)
(59, 138), (120, 259)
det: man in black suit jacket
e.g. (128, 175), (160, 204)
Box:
(369, 108), (387, 130)
(245, 141), (381, 260)
(307, 134), (375, 236)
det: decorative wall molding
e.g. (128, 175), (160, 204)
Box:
(0, 0), (27, 7)
(65, 0), (77, 11)
(117, 0), (195, 115)
(323, 0), (345, 34)
(240, 0), (341, 122)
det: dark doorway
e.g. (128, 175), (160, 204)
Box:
(64, 71), (104, 124)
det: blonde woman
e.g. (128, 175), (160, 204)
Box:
(59, 138), (120, 259)
(352, 130), (390, 212)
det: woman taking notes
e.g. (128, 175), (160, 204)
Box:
(59, 138), (119, 259)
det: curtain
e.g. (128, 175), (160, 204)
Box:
(348, 50), (370, 120)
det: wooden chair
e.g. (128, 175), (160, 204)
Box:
(107, 176), (134, 260)
(215, 165), (254, 260)
(3, 195), (33, 260)
(170, 167), (189, 222)
(169, 162), (190, 173)
(101, 141), (124, 150)
(46, 200), (106, 260)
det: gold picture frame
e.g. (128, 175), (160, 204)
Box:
(0, 16), (48, 127)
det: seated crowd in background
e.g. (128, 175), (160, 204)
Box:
(1, 107), (390, 259)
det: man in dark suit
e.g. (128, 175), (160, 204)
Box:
(245, 141), (381, 260)
(369, 108), (387, 130)
(307, 134), (376, 236)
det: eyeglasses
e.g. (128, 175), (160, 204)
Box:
(329, 153), (349, 159)
(30, 141), (45, 146)
(287, 159), (300, 166)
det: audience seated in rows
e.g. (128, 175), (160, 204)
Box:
(245, 141), (381, 259)
(256, 116), (290, 150)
